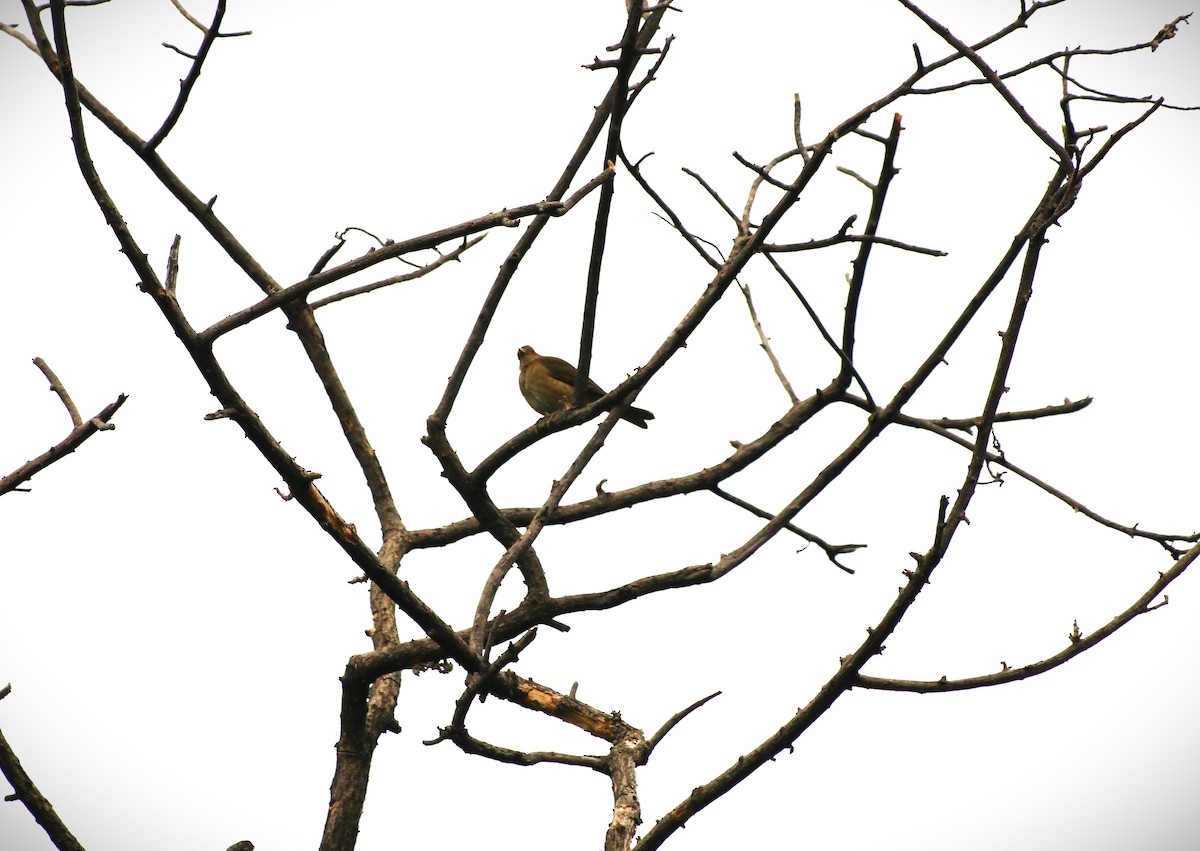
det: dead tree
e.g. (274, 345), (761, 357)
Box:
(1, 2), (1196, 849)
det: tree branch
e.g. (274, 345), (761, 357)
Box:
(0, 686), (87, 851)
(855, 541), (1197, 692)
(147, 0), (228, 150)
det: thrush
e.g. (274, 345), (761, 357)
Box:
(517, 345), (654, 428)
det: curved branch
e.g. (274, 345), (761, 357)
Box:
(855, 541), (1197, 692)
(30, 357), (82, 427)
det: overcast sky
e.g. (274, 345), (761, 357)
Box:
(2, 2), (1199, 850)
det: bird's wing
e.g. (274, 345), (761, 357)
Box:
(537, 355), (578, 385)
(540, 354), (612, 398)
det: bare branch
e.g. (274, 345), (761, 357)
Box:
(168, 0), (250, 36)
(836, 165), (876, 189)
(737, 281), (799, 404)
(681, 166), (742, 224)
(168, 0), (209, 32)
(841, 112), (903, 374)
(310, 235), (484, 311)
(0, 394), (126, 498)
(741, 148), (803, 232)
(709, 485), (861, 574)
(899, 0), (1068, 159)
(733, 150), (793, 190)
(148, 0), (230, 150)
(764, 232), (946, 256)
(873, 406), (1200, 556)
(621, 150), (721, 268)
(856, 541), (1198, 692)
(646, 691), (722, 755)
(0, 687), (87, 851)
(200, 182), (607, 342)
(31, 357), (82, 427)
(761, 245), (877, 410)
(925, 396), (1093, 431)
(793, 93), (810, 162)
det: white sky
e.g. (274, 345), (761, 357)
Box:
(2, 2), (1199, 850)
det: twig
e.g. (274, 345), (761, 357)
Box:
(620, 150), (721, 268)
(925, 396), (1092, 431)
(839, 113), (904, 394)
(31, 357), (82, 427)
(681, 167), (742, 223)
(310, 236), (484, 311)
(710, 485), (860, 573)
(148, 0), (228, 150)
(733, 150), (793, 190)
(836, 165), (876, 190)
(646, 691), (722, 755)
(168, 0), (250, 36)
(737, 282), (798, 404)
(740, 148), (803, 233)
(765, 233), (945, 256)
(761, 247), (877, 410)
(794, 93), (810, 162)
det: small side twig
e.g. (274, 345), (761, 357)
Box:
(737, 281), (798, 404)
(310, 236), (485, 311)
(709, 485), (861, 573)
(32, 357), (82, 427)
(645, 690), (722, 756)
(168, 0), (250, 36)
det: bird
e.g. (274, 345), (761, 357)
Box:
(517, 345), (654, 428)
